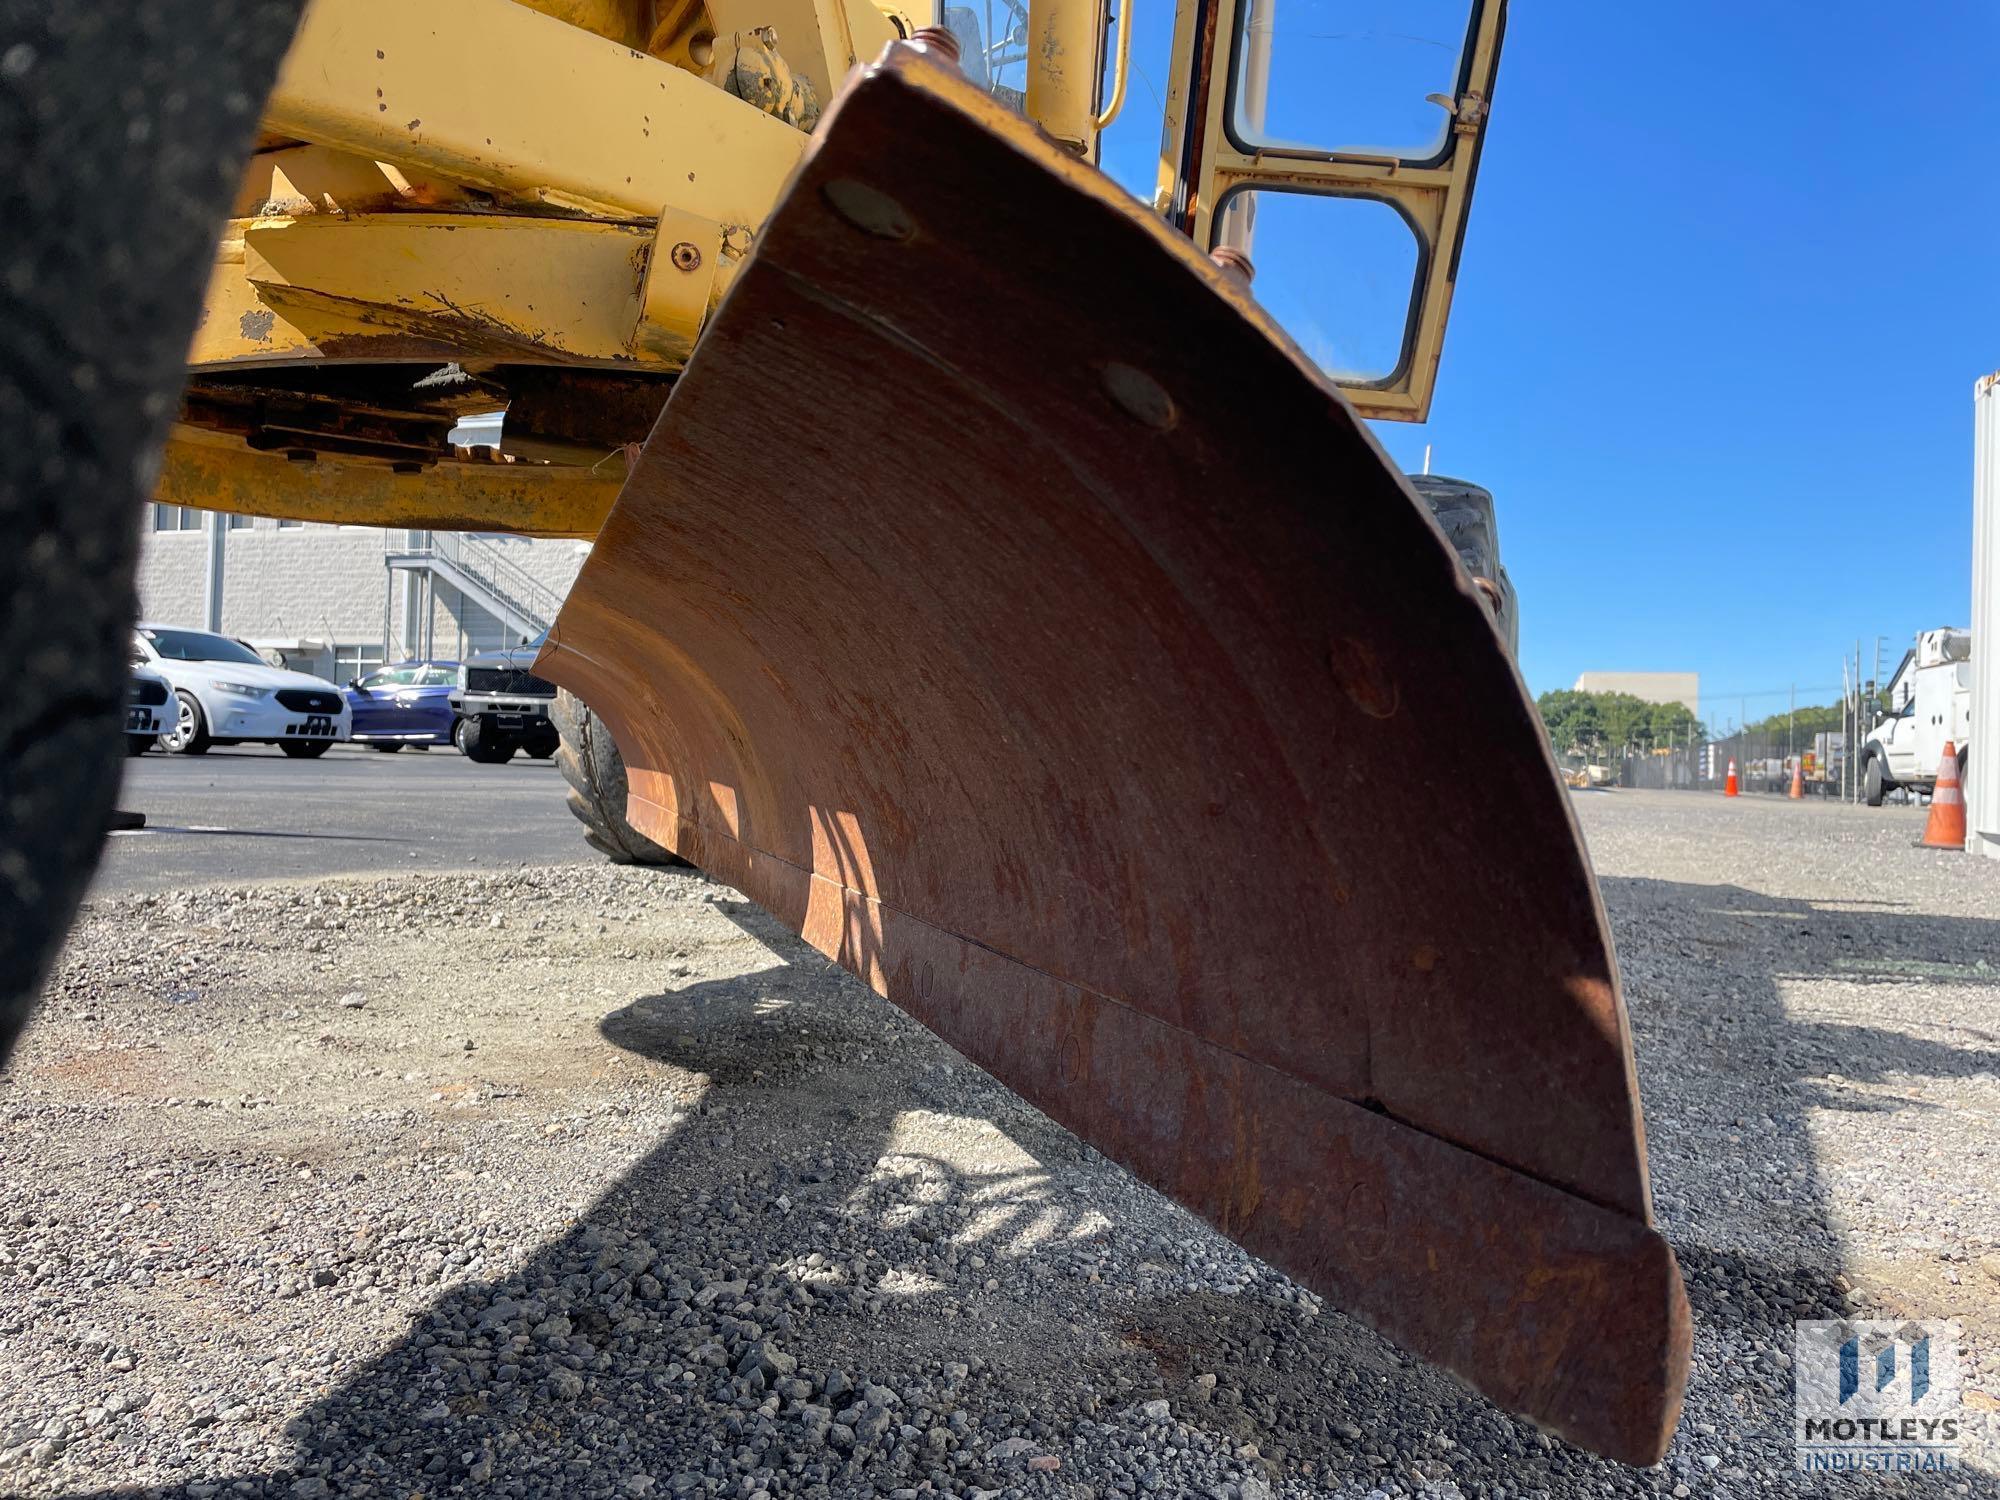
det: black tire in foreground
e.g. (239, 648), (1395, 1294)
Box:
(552, 689), (686, 866)
(0, 0), (306, 1067)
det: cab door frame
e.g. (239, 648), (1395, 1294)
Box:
(1154, 0), (1507, 421)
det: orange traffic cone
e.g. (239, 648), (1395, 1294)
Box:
(1724, 759), (1739, 797)
(1789, 760), (1804, 799)
(1921, 740), (1966, 850)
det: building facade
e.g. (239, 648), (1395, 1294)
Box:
(137, 413), (593, 680)
(1570, 670), (1701, 720)
(136, 507), (592, 681)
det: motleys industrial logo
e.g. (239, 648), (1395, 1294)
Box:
(1795, 1320), (1964, 1472)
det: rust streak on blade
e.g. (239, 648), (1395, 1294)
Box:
(540, 42), (1690, 1464)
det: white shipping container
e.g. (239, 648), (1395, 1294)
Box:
(1973, 373), (1999, 859)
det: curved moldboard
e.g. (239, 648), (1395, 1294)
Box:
(542, 43), (1689, 1464)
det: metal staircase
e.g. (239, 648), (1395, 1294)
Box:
(384, 531), (565, 653)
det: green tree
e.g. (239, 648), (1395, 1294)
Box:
(1639, 699), (1705, 748)
(1536, 689), (1605, 756)
(1536, 690), (1706, 756)
(1745, 703), (1843, 741)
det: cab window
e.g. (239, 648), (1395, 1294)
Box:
(1229, 0), (1478, 162)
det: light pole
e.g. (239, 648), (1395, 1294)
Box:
(201, 508), (226, 631)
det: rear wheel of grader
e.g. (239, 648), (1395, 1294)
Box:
(552, 689), (687, 867)
(1406, 474), (1519, 658)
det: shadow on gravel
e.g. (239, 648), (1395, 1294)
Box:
(49, 889), (2000, 1500)
(52, 902), (1143, 1500)
(964, 866), (1997, 1498)
(1089, 880), (2000, 1497)
(1585, 876), (2000, 1491)
(1603, 876), (2000, 1107)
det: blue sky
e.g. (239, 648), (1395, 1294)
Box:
(1073, 1), (2000, 730)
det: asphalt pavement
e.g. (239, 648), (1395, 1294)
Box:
(90, 742), (594, 896)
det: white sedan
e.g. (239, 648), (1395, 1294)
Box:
(134, 624), (351, 758)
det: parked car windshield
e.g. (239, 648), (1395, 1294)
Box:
(360, 664), (457, 688)
(140, 627), (266, 665)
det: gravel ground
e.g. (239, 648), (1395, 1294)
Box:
(2, 789), (1997, 1499)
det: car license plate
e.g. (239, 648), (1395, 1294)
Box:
(289, 715), (335, 737)
(493, 714), (526, 730)
(125, 707), (155, 732)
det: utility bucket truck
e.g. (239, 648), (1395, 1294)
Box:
(1862, 629), (1973, 805)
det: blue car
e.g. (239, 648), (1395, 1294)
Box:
(343, 660), (461, 751)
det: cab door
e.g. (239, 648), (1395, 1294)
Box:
(1882, 695), (1920, 782)
(1156, 0), (1505, 421)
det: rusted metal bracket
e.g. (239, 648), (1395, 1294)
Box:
(542, 42), (1689, 1462)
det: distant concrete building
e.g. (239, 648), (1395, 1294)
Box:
(135, 412), (593, 680)
(136, 510), (591, 681)
(1571, 671), (1700, 719)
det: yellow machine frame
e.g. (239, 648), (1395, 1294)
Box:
(159, 0), (1504, 532)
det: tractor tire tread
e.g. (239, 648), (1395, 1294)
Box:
(552, 688), (686, 867)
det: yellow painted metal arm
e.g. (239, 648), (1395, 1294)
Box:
(190, 207), (723, 370)
(266, 0), (806, 230)
(1024, 0), (1105, 154)
(156, 428), (621, 538)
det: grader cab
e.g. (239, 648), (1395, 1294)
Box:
(1, 0), (1688, 1465)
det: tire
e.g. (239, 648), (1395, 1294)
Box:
(455, 716), (515, 765)
(1864, 754), (1886, 807)
(162, 690), (212, 755)
(0, 2), (303, 1067)
(524, 736), (558, 761)
(280, 739), (332, 759)
(1406, 475), (1518, 660)
(552, 688), (686, 866)
(371, 742), (405, 753)
(125, 736), (153, 758)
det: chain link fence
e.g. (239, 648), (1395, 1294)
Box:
(1598, 728), (1862, 797)
(1557, 732), (1864, 797)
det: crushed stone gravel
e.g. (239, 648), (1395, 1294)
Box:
(1, 789), (1996, 1498)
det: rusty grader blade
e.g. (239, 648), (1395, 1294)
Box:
(540, 42), (1690, 1464)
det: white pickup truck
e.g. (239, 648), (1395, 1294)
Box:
(1861, 628), (1972, 805)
